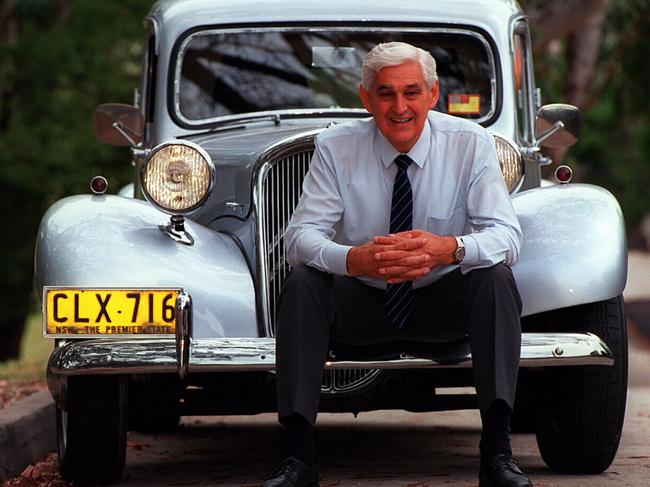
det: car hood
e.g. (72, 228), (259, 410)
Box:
(181, 117), (359, 224)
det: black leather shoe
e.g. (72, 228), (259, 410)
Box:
(479, 454), (532, 487)
(261, 456), (320, 487)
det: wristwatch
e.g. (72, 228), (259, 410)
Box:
(453, 236), (466, 264)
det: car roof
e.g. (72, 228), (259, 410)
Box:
(149, 0), (523, 40)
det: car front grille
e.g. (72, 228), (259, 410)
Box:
(262, 149), (312, 328)
(256, 140), (381, 395)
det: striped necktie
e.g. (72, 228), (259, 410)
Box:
(385, 154), (414, 328)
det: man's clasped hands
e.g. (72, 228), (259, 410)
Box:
(346, 230), (457, 283)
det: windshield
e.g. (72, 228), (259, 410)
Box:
(175, 28), (497, 125)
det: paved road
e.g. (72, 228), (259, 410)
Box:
(111, 325), (650, 487)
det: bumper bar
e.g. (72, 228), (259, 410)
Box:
(48, 332), (613, 377)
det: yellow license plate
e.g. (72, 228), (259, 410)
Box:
(43, 288), (181, 337)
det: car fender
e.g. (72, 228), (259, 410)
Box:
(35, 195), (258, 338)
(511, 183), (627, 317)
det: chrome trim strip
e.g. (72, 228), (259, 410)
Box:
(143, 16), (160, 56)
(173, 26), (498, 127)
(48, 332), (614, 376)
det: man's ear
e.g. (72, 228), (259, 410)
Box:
(359, 84), (373, 114)
(429, 80), (440, 109)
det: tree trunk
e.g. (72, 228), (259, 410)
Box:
(564, 1), (610, 107)
(523, 0), (611, 109)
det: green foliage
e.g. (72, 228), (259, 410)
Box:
(570, 0), (650, 228)
(0, 313), (52, 382)
(529, 0), (650, 229)
(1, 0), (152, 201)
(0, 0), (151, 352)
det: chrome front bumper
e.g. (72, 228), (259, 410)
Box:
(48, 332), (613, 378)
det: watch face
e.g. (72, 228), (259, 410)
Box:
(455, 246), (466, 263)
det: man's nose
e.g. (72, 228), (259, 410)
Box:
(393, 94), (407, 114)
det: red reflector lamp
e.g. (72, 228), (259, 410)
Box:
(90, 176), (108, 194)
(554, 165), (573, 184)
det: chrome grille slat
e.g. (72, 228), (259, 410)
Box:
(321, 369), (381, 393)
(264, 151), (309, 325)
(258, 143), (381, 395)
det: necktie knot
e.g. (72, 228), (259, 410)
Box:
(394, 154), (414, 172)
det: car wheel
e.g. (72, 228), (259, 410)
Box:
(58, 375), (128, 485)
(509, 403), (538, 434)
(535, 295), (627, 473)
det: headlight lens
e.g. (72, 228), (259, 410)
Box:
(493, 134), (524, 193)
(141, 141), (213, 213)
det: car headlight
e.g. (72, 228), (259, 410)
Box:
(493, 134), (524, 193)
(141, 140), (214, 213)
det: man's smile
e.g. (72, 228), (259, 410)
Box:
(390, 116), (414, 123)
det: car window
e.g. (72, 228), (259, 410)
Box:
(512, 22), (535, 144)
(174, 28), (497, 125)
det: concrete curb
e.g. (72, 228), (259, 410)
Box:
(0, 390), (56, 482)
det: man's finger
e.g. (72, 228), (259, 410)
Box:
(392, 237), (427, 250)
(386, 267), (431, 283)
(374, 250), (414, 261)
(377, 253), (430, 265)
(378, 265), (413, 276)
(373, 235), (407, 245)
(379, 262), (430, 276)
(393, 230), (423, 238)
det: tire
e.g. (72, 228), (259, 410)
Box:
(58, 375), (128, 485)
(509, 403), (538, 434)
(535, 295), (628, 473)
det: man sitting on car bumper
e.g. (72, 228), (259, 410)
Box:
(262, 41), (532, 487)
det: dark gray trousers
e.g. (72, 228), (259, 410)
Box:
(276, 263), (522, 427)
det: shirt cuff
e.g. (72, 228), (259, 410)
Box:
(322, 242), (354, 276)
(460, 234), (480, 265)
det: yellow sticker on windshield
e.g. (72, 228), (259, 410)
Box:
(448, 94), (481, 115)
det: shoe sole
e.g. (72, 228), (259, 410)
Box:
(479, 472), (532, 487)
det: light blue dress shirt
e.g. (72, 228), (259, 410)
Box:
(285, 111), (523, 289)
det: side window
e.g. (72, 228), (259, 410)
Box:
(513, 22), (535, 144)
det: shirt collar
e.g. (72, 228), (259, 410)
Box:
(377, 116), (431, 169)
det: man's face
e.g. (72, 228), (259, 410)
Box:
(359, 60), (439, 153)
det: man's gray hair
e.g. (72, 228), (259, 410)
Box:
(361, 42), (438, 90)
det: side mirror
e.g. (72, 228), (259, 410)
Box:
(535, 104), (580, 148)
(94, 103), (144, 147)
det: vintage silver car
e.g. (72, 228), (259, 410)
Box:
(35, 0), (628, 484)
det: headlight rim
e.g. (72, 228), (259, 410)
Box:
(140, 139), (215, 215)
(491, 132), (525, 194)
